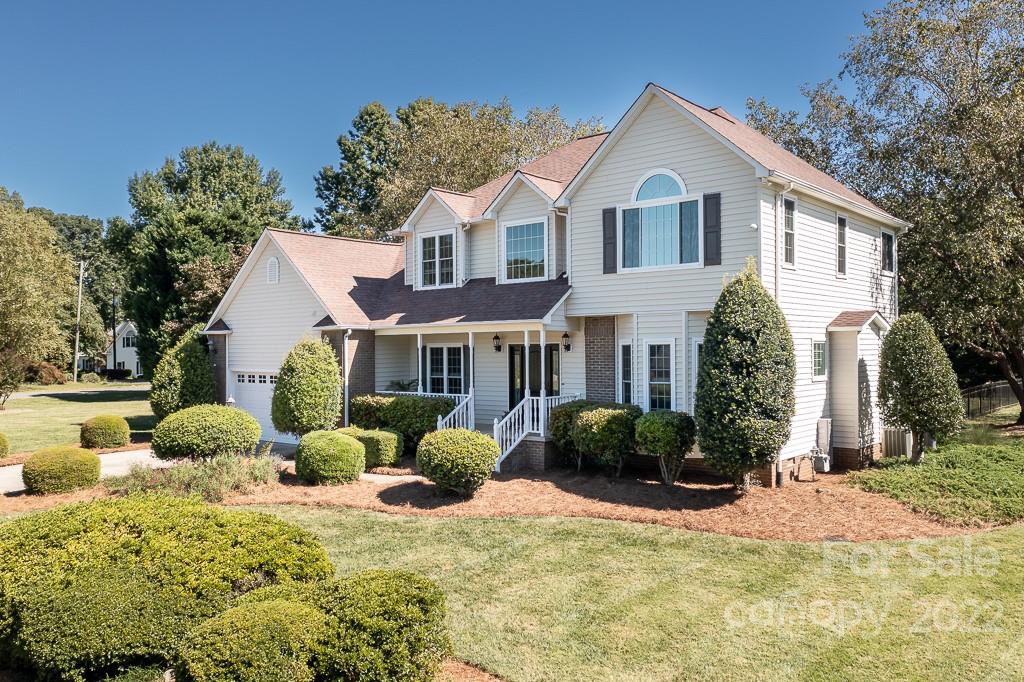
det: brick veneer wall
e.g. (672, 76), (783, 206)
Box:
(322, 330), (377, 418)
(833, 443), (882, 470)
(501, 437), (558, 472)
(207, 335), (227, 404)
(584, 316), (616, 403)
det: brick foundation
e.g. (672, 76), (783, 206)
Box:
(833, 443), (882, 470)
(500, 437), (559, 472)
(584, 316), (616, 402)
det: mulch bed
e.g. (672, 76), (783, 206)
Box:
(227, 466), (971, 542)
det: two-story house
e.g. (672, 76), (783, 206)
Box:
(203, 83), (908, 481)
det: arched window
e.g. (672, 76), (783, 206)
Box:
(266, 257), (280, 284)
(634, 172), (683, 202)
(622, 169), (700, 269)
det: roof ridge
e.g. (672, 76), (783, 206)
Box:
(519, 170), (561, 182)
(266, 228), (402, 246)
(430, 186), (477, 197)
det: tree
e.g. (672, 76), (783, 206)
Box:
(694, 264), (796, 490)
(0, 195), (74, 407)
(315, 98), (603, 238)
(878, 313), (964, 461)
(747, 0), (1024, 420)
(271, 338), (341, 436)
(149, 324), (216, 420)
(124, 142), (301, 373)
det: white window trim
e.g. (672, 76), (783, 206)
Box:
(782, 195), (797, 270)
(811, 338), (828, 382)
(266, 256), (280, 284)
(418, 229), (457, 290)
(630, 168), (688, 202)
(617, 340), (634, 405)
(836, 213), (848, 279)
(617, 193), (704, 273)
(644, 338), (676, 412)
(500, 215), (548, 284)
(425, 344), (464, 395)
(880, 228), (897, 276)
(690, 337), (704, 413)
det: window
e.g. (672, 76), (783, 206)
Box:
(247, 374), (256, 383)
(621, 171), (699, 269)
(647, 342), (674, 411)
(267, 257), (280, 284)
(836, 215), (847, 276)
(783, 198), (796, 266)
(420, 232), (455, 287)
(812, 341), (827, 379)
(236, 374), (245, 384)
(504, 219), (546, 281)
(269, 374), (277, 385)
(881, 230), (895, 274)
(619, 343), (632, 404)
(122, 334), (137, 349)
(258, 374), (267, 384)
(691, 337), (704, 411)
(116, 361), (125, 370)
(427, 346), (463, 395)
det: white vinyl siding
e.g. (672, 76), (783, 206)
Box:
(374, 336), (415, 391)
(468, 220), (496, 280)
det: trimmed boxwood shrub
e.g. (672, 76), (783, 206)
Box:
(22, 446), (101, 494)
(295, 431), (365, 484)
(694, 265), (795, 490)
(239, 569), (452, 682)
(635, 410), (697, 484)
(80, 414), (131, 448)
(416, 428), (498, 496)
(350, 394), (393, 429)
(338, 427), (402, 468)
(150, 324), (217, 420)
(152, 405), (261, 460)
(0, 432), (9, 459)
(0, 495), (332, 680)
(351, 394), (456, 454)
(80, 371), (103, 384)
(571, 404), (642, 471)
(548, 399), (598, 469)
(174, 599), (328, 682)
(879, 312), (964, 462)
(272, 338), (342, 437)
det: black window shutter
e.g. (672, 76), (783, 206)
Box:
(463, 345), (471, 393)
(602, 208), (617, 274)
(703, 193), (722, 266)
(420, 346), (428, 391)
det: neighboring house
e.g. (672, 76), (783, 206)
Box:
(204, 83), (907, 483)
(106, 321), (142, 378)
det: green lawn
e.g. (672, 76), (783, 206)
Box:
(258, 506), (1024, 682)
(0, 385), (154, 454)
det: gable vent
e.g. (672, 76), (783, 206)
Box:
(267, 257), (280, 284)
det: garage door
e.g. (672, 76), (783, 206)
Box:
(231, 371), (297, 444)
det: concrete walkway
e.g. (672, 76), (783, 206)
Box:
(0, 449), (169, 494)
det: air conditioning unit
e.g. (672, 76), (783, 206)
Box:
(814, 419), (832, 472)
(883, 428), (912, 457)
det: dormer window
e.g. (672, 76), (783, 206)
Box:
(621, 170), (700, 269)
(421, 231), (455, 288)
(503, 216), (547, 282)
(266, 256), (280, 284)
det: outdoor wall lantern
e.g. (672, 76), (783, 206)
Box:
(492, 334), (502, 352)
(562, 332), (572, 353)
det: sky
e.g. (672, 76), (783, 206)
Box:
(0, 0), (886, 223)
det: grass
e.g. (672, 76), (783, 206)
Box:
(0, 384), (154, 454)
(105, 454), (278, 502)
(14, 380), (146, 395)
(848, 406), (1024, 525)
(255, 505), (1024, 682)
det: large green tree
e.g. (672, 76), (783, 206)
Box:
(747, 0), (1024, 419)
(123, 142), (301, 373)
(315, 98), (603, 238)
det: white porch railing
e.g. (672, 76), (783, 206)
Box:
(494, 393), (580, 472)
(437, 393), (474, 431)
(379, 390), (467, 400)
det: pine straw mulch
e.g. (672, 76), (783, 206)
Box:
(225, 465), (972, 542)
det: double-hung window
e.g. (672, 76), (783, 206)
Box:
(646, 341), (674, 411)
(836, 215), (847, 277)
(783, 198), (796, 266)
(123, 335), (137, 349)
(812, 340), (827, 380)
(420, 232), (455, 287)
(504, 218), (546, 281)
(881, 230), (895, 274)
(621, 171), (700, 270)
(428, 346), (463, 395)
(619, 343), (632, 404)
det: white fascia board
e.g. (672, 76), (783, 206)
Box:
(768, 172), (911, 232)
(483, 172), (554, 219)
(400, 190), (466, 231)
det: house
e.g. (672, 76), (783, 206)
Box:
(203, 83), (907, 482)
(107, 321), (141, 378)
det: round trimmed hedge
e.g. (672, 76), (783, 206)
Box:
(80, 372), (103, 384)
(416, 428), (498, 497)
(635, 410), (697, 484)
(338, 426), (402, 468)
(150, 324), (217, 421)
(152, 405), (261, 460)
(350, 394), (456, 453)
(571, 405), (642, 467)
(295, 431), (365, 484)
(239, 569), (452, 682)
(0, 432), (9, 459)
(22, 446), (100, 494)
(80, 414), (131, 448)
(175, 599), (328, 682)
(0, 495), (333, 680)
(271, 338), (341, 437)
(548, 399), (598, 469)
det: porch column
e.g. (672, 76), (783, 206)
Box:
(523, 329), (531, 430)
(468, 331), (475, 429)
(539, 326), (547, 435)
(416, 333), (423, 393)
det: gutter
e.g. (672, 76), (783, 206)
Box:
(766, 172), (911, 232)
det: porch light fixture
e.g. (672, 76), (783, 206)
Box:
(492, 334), (502, 352)
(561, 332), (572, 352)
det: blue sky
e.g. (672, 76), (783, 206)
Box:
(0, 1), (884, 222)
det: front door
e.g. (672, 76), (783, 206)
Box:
(508, 344), (560, 408)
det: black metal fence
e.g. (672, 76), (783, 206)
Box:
(962, 381), (1018, 419)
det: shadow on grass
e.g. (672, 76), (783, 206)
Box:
(27, 390), (150, 404)
(126, 414), (157, 441)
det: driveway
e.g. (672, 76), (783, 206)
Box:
(0, 449), (169, 494)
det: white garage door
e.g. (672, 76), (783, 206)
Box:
(231, 371), (297, 444)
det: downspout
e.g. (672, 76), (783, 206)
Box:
(342, 329), (352, 427)
(774, 181), (793, 488)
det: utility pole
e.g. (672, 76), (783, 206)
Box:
(111, 292), (118, 373)
(72, 260), (86, 383)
